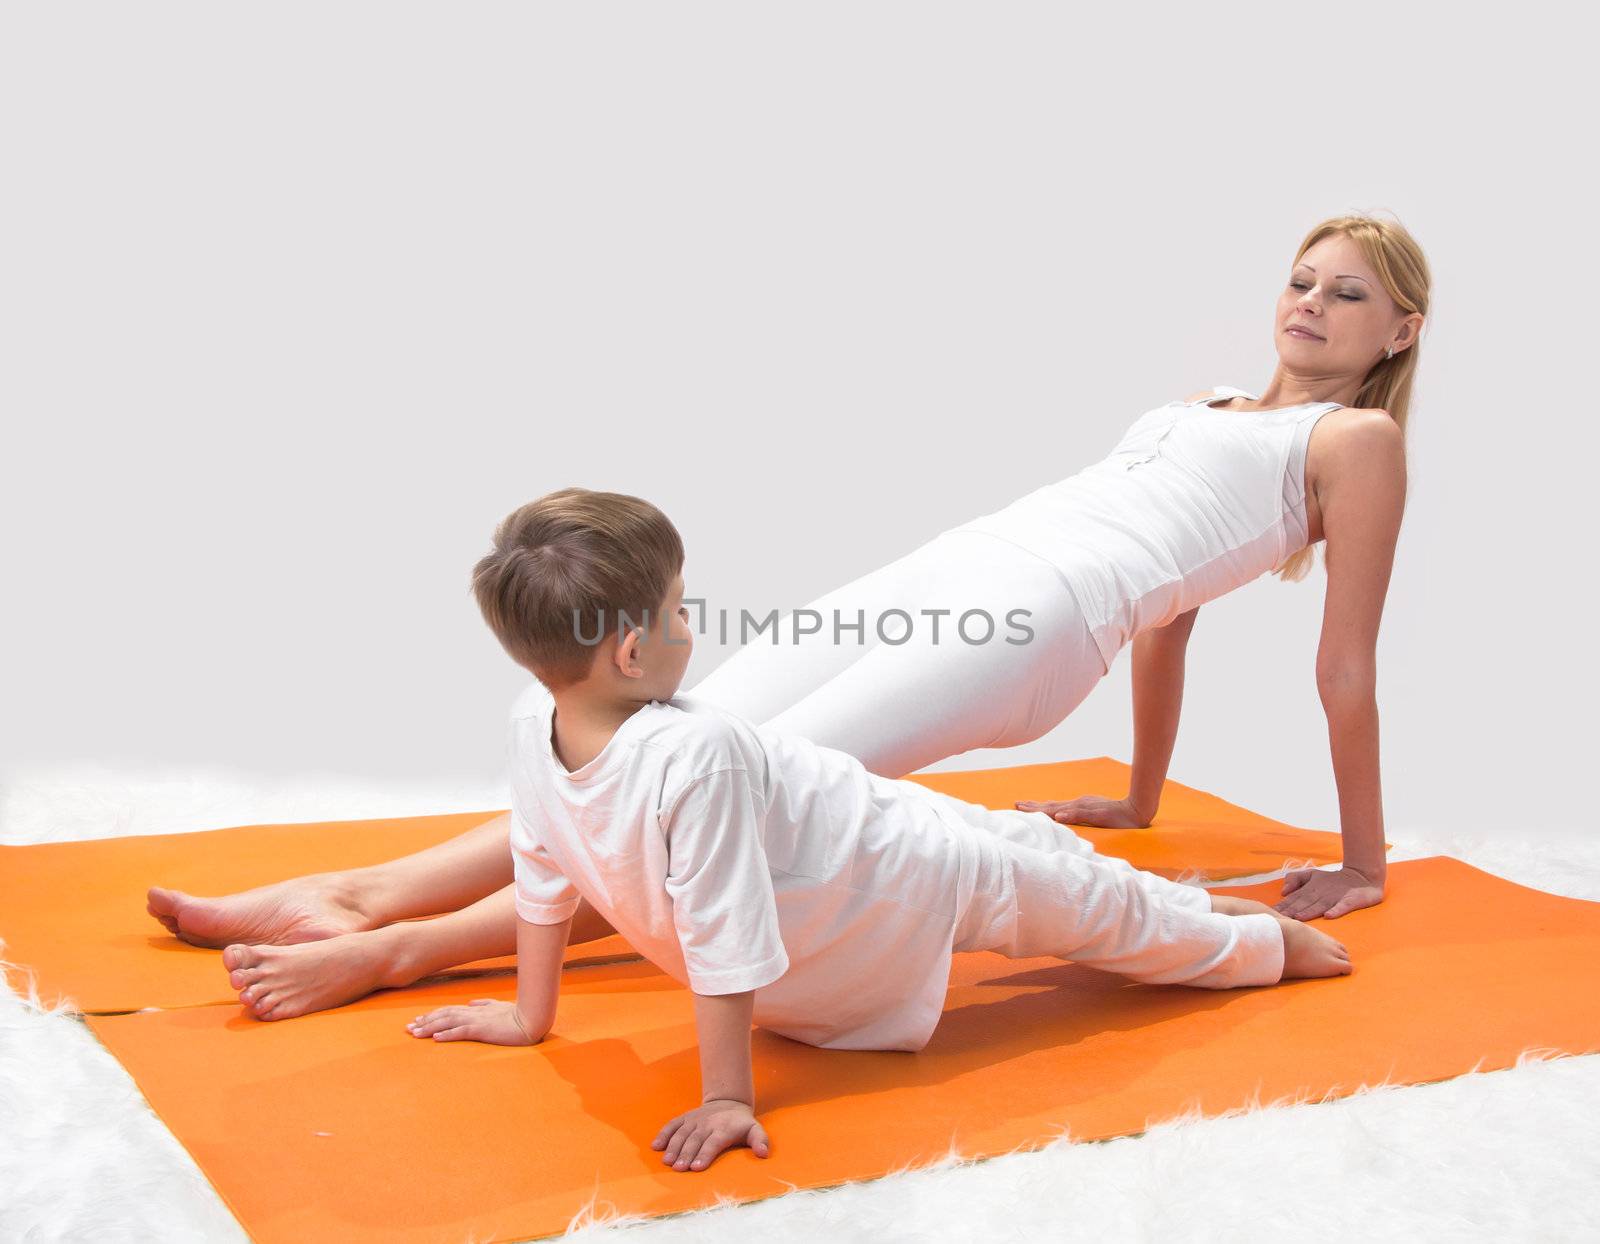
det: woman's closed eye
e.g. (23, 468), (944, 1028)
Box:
(1289, 280), (1361, 301)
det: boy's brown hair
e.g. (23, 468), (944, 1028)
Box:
(471, 488), (685, 689)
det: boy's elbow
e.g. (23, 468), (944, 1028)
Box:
(517, 1004), (556, 1044)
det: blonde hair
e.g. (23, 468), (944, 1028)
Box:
(471, 488), (685, 689)
(1272, 211), (1431, 583)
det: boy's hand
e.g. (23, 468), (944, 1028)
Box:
(406, 999), (537, 1046)
(1209, 894), (1278, 918)
(652, 1098), (771, 1172)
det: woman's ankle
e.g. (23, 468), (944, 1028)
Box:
(321, 865), (395, 931)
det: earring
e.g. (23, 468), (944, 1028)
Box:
(1385, 346), (1394, 360)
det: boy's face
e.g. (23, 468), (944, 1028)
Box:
(613, 565), (694, 701)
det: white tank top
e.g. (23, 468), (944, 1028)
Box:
(949, 385), (1344, 672)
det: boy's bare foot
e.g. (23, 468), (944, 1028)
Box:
(223, 925), (410, 1021)
(147, 874), (372, 950)
(1272, 911), (1352, 980)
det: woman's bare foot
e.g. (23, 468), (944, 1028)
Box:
(223, 925), (411, 1021)
(1272, 912), (1352, 980)
(147, 874), (372, 950)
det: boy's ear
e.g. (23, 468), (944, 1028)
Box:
(611, 625), (646, 679)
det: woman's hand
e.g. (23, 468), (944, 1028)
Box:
(652, 1098), (771, 1172)
(406, 999), (537, 1045)
(1015, 794), (1152, 828)
(1275, 866), (1385, 920)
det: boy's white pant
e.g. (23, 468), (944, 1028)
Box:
(931, 788), (1285, 988)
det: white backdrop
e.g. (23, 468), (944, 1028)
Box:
(3, 2), (1593, 840)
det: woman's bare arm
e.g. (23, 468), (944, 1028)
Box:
(1278, 412), (1407, 919)
(1126, 606), (1201, 822)
(1015, 605), (1199, 828)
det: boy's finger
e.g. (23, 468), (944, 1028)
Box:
(676, 1127), (707, 1165)
(652, 1117), (684, 1146)
(687, 1134), (722, 1169)
(408, 1011), (458, 1034)
(670, 1129), (705, 1167)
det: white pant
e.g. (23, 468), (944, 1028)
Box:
(687, 528), (1109, 779)
(679, 526), (1281, 988)
(927, 787), (1285, 988)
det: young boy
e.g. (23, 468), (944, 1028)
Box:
(408, 488), (1351, 1174)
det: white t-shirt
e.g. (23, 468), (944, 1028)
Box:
(506, 682), (980, 1052)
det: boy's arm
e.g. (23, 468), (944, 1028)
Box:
(653, 986), (770, 1172)
(651, 764), (783, 1170)
(692, 988), (757, 1107)
(515, 912), (572, 1040)
(406, 911), (570, 1046)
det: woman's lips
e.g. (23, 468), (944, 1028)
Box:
(1285, 326), (1323, 340)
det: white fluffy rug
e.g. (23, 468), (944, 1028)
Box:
(3, 765), (1598, 1242)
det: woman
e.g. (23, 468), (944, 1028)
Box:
(147, 212), (1427, 1022)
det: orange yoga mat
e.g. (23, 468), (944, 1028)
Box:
(85, 855), (1600, 1244)
(2, 758), (1376, 1015)
(0, 810), (632, 1014)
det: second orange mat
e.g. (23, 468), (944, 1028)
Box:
(87, 856), (1600, 1244)
(909, 756), (1361, 880)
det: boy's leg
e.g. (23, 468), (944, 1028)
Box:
(957, 833), (1283, 988)
(223, 882), (627, 1021)
(905, 783), (1217, 915)
(225, 884), (517, 1021)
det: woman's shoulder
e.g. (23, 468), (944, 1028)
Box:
(1328, 405), (1398, 428)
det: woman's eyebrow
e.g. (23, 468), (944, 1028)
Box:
(1295, 263), (1371, 286)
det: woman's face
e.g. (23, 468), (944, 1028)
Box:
(1275, 234), (1419, 374)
